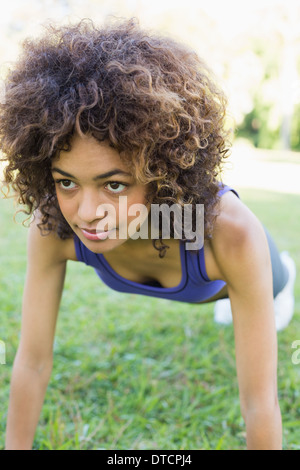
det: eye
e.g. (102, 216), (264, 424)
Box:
(106, 182), (128, 193)
(55, 179), (77, 190)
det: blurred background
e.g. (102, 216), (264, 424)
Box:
(1, 0), (300, 193)
(1, 0), (300, 152)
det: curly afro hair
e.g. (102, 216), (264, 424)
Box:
(0, 18), (231, 257)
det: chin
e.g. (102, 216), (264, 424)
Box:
(80, 233), (128, 254)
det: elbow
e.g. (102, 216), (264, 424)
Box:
(241, 395), (281, 423)
(14, 347), (53, 379)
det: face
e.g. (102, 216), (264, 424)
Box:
(51, 134), (151, 254)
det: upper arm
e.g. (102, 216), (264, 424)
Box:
(211, 193), (278, 414)
(17, 216), (72, 368)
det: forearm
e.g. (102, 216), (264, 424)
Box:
(245, 404), (282, 450)
(5, 357), (52, 450)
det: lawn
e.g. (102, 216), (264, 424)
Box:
(0, 183), (299, 450)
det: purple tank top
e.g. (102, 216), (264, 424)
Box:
(73, 184), (239, 303)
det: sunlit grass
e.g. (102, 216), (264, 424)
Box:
(0, 174), (299, 450)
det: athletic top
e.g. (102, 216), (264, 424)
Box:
(73, 184), (240, 303)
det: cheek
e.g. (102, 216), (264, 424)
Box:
(56, 195), (74, 220)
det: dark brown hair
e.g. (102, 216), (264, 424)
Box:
(0, 18), (231, 257)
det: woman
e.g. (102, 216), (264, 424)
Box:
(0, 18), (295, 450)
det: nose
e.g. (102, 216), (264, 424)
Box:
(77, 188), (104, 225)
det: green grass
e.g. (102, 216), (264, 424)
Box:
(0, 185), (300, 450)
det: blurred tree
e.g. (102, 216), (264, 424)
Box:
(291, 103), (300, 150)
(277, 2), (300, 150)
(236, 2), (300, 151)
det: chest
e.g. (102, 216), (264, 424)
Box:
(104, 240), (181, 288)
(102, 239), (223, 288)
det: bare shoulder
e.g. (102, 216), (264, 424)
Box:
(208, 190), (269, 283)
(211, 190), (261, 246)
(28, 212), (78, 266)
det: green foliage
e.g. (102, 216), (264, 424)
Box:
(235, 36), (300, 152)
(291, 104), (300, 151)
(237, 100), (281, 150)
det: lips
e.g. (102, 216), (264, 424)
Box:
(81, 228), (98, 234)
(79, 227), (116, 241)
(80, 226), (111, 233)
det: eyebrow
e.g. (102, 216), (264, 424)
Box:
(51, 167), (132, 181)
